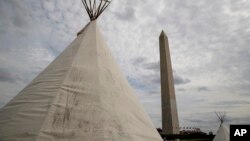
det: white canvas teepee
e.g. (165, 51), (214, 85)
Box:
(213, 124), (229, 141)
(213, 112), (229, 141)
(0, 1), (163, 141)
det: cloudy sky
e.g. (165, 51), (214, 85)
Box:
(0, 0), (250, 133)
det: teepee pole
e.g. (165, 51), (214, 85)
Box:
(96, 2), (109, 18)
(81, 0), (91, 19)
(81, 0), (111, 21)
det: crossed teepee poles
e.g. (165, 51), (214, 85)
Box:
(81, 0), (111, 21)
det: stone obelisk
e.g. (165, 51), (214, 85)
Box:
(159, 30), (179, 135)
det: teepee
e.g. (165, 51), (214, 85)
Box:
(0, 1), (162, 141)
(213, 112), (229, 141)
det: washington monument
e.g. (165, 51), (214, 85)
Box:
(159, 31), (180, 135)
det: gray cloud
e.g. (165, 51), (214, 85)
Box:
(0, 68), (20, 83)
(0, 0), (30, 28)
(197, 86), (210, 92)
(177, 88), (185, 92)
(187, 119), (205, 124)
(142, 61), (190, 85)
(150, 76), (160, 84)
(174, 73), (190, 85)
(131, 57), (147, 65)
(214, 101), (250, 106)
(230, 116), (250, 125)
(144, 61), (160, 72)
(114, 6), (136, 21)
(142, 71), (190, 86)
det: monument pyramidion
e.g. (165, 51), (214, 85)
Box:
(0, 0), (162, 141)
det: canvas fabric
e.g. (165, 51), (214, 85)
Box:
(0, 21), (162, 141)
(213, 124), (229, 141)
